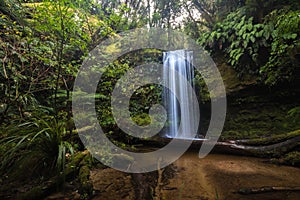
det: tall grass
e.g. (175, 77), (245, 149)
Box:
(0, 115), (74, 179)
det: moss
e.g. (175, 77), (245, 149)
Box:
(220, 86), (300, 163)
(221, 130), (246, 140)
(222, 91), (300, 141)
(79, 165), (93, 196)
(271, 151), (300, 166)
(282, 151), (300, 166)
(64, 151), (89, 176)
(237, 130), (300, 146)
(214, 54), (257, 93)
(132, 113), (151, 126)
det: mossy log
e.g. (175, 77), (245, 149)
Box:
(142, 130), (300, 158)
(213, 129), (300, 157)
(234, 129), (300, 146)
(213, 135), (300, 157)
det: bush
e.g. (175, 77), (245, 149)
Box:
(0, 114), (75, 179)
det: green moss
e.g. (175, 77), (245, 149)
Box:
(222, 90), (300, 141)
(282, 151), (300, 166)
(214, 54), (257, 93)
(79, 165), (93, 196)
(132, 113), (151, 126)
(61, 151), (87, 179)
(271, 151), (300, 166)
(238, 130), (300, 146)
(221, 130), (247, 140)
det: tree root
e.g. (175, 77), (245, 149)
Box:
(236, 186), (300, 195)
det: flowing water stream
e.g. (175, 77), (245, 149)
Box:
(162, 50), (198, 139)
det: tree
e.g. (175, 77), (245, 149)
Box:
(0, 0), (118, 122)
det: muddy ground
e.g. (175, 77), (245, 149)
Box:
(89, 151), (300, 200)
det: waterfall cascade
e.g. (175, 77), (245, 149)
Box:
(162, 49), (198, 139)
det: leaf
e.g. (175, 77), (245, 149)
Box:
(264, 31), (270, 40)
(243, 40), (248, 48)
(238, 29), (244, 36)
(290, 33), (297, 39)
(256, 30), (263, 37)
(247, 23), (253, 31)
(230, 59), (236, 66)
(236, 52), (243, 61)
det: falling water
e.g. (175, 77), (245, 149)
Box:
(162, 49), (197, 139)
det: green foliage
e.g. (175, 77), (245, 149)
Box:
(0, 1), (73, 121)
(0, 113), (75, 178)
(0, 0), (120, 123)
(194, 73), (210, 102)
(199, 6), (300, 85)
(95, 50), (163, 142)
(287, 106), (300, 123)
(198, 10), (270, 76)
(0, 19), (48, 123)
(27, 0), (96, 112)
(260, 10), (300, 85)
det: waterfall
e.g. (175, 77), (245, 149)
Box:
(162, 49), (197, 139)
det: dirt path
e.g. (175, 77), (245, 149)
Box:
(90, 168), (135, 200)
(90, 152), (300, 200)
(160, 152), (300, 200)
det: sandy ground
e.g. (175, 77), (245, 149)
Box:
(160, 152), (300, 200)
(90, 152), (300, 200)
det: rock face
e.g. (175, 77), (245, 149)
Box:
(215, 55), (257, 94)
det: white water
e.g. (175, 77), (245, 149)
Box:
(163, 50), (197, 139)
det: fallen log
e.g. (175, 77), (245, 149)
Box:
(212, 135), (300, 157)
(140, 130), (300, 158)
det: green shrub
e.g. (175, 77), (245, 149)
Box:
(0, 114), (75, 179)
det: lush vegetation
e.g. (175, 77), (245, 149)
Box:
(197, 0), (300, 85)
(0, 0), (299, 199)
